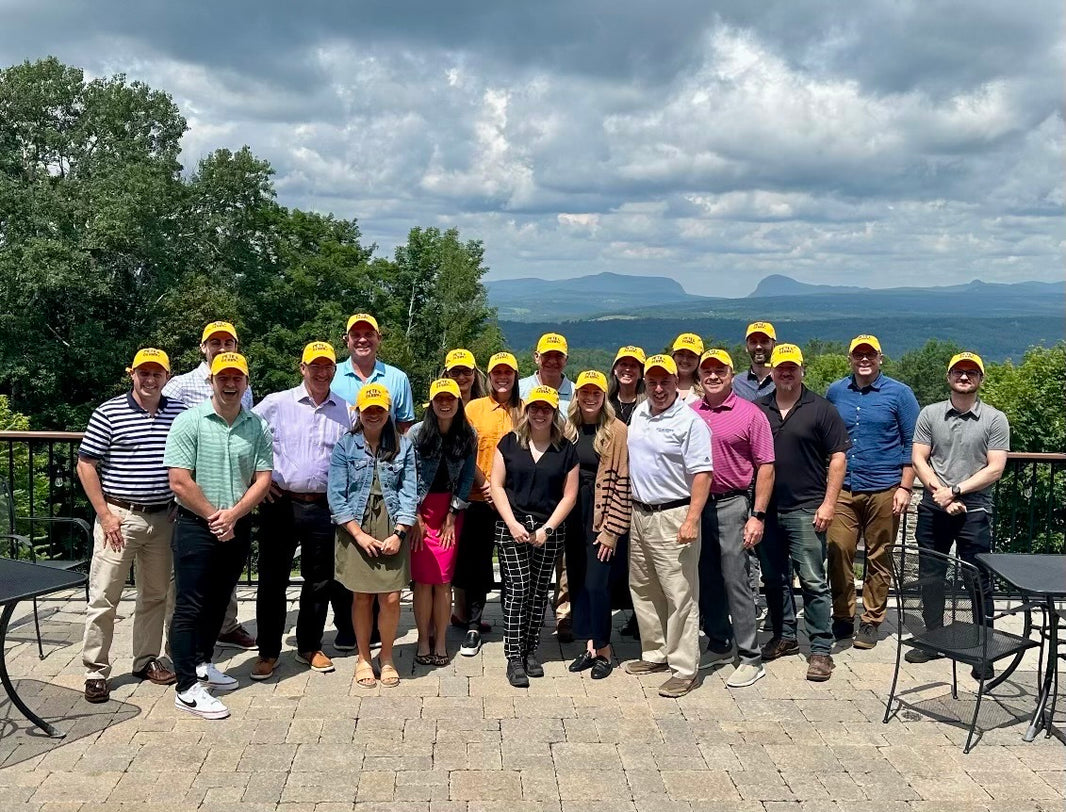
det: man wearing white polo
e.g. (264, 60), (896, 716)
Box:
(625, 354), (713, 698)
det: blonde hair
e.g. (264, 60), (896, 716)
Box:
(513, 405), (568, 449)
(564, 395), (617, 457)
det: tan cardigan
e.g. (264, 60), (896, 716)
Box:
(591, 418), (632, 550)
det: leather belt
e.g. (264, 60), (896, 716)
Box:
(105, 496), (172, 514)
(709, 489), (749, 502)
(634, 497), (690, 513)
(281, 490), (328, 504)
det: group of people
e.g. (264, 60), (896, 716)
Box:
(76, 312), (1010, 719)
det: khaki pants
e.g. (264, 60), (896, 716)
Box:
(82, 506), (174, 680)
(826, 488), (898, 626)
(553, 553), (570, 623)
(629, 504), (701, 681)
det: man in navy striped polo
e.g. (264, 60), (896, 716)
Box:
(77, 348), (187, 704)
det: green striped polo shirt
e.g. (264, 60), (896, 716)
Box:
(163, 399), (273, 510)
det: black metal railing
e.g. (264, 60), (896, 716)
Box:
(1, 433), (1063, 577)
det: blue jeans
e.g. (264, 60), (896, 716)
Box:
(757, 508), (833, 655)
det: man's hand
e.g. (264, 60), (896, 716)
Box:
(264, 482), (284, 504)
(932, 485), (955, 509)
(742, 517), (764, 549)
(98, 511), (125, 552)
(208, 508), (239, 540)
(892, 487), (911, 516)
(946, 500), (968, 516)
(813, 501), (836, 533)
(677, 518), (699, 545)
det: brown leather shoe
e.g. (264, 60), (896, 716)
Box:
(84, 678), (110, 703)
(658, 675), (697, 698)
(806, 654), (835, 682)
(217, 625), (257, 650)
(623, 659), (671, 675)
(760, 636), (800, 661)
(133, 658), (177, 685)
(250, 656), (278, 681)
(296, 650), (335, 673)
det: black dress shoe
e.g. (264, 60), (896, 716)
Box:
(507, 659), (529, 688)
(569, 651), (596, 673)
(590, 656), (613, 680)
(524, 653), (545, 678)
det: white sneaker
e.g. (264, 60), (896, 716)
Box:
(196, 662), (239, 692)
(174, 682), (230, 719)
(727, 662), (766, 688)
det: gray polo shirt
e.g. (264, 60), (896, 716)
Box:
(913, 398), (1010, 512)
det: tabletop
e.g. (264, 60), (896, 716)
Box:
(976, 553), (1066, 599)
(0, 558), (87, 605)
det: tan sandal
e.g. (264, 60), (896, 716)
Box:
(354, 659), (377, 689)
(379, 662), (400, 688)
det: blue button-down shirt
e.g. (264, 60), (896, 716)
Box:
(330, 358), (415, 422)
(732, 368), (775, 402)
(825, 372), (920, 492)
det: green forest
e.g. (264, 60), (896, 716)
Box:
(1, 58), (1063, 460)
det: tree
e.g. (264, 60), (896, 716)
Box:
(886, 339), (963, 406)
(982, 343), (1066, 454)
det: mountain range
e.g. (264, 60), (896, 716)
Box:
(488, 273), (1064, 361)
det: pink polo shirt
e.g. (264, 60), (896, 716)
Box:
(691, 392), (775, 493)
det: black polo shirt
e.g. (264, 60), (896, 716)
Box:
(757, 386), (851, 512)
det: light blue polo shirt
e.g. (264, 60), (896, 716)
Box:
(330, 358), (415, 422)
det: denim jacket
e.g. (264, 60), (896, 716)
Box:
(406, 421), (477, 508)
(327, 431), (418, 528)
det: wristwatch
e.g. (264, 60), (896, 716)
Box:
(542, 525), (555, 537)
(752, 511), (767, 522)
(395, 528), (408, 542)
(950, 484), (962, 497)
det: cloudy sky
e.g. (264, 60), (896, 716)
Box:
(2, 1), (1063, 295)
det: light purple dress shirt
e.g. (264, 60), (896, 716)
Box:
(253, 385), (352, 493)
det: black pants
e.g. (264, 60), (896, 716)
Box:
(255, 496), (335, 658)
(567, 476), (612, 650)
(171, 511), (252, 692)
(453, 501), (498, 631)
(915, 505), (994, 630)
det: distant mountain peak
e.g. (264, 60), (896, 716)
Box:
(748, 274), (867, 298)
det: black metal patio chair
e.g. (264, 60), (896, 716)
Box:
(883, 544), (1040, 753)
(0, 475), (90, 658)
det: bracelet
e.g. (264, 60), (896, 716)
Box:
(897, 486), (912, 493)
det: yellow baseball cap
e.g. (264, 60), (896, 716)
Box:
(210, 352), (249, 376)
(849, 334), (882, 355)
(770, 344), (804, 367)
(671, 333), (705, 355)
(948, 351), (985, 374)
(487, 351), (519, 372)
(525, 385), (560, 409)
(613, 346), (646, 366)
(746, 321), (777, 340)
(575, 370), (608, 392)
(445, 349), (477, 370)
(128, 348), (171, 373)
(429, 378), (461, 400)
(201, 321), (238, 343)
(699, 349), (734, 370)
(644, 354), (678, 376)
(301, 341), (337, 364)
(346, 313), (380, 333)
(357, 383), (391, 411)
(536, 333), (568, 355)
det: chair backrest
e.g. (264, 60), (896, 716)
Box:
(892, 544), (988, 646)
(0, 475), (16, 537)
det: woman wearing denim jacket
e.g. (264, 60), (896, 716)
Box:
(407, 379), (477, 666)
(328, 384), (417, 689)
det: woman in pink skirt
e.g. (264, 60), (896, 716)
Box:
(408, 379), (477, 665)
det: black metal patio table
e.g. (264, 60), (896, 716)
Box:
(977, 552), (1066, 743)
(0, 557), (87, 737)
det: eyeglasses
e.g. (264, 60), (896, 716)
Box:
(950, 369), (982, 379)
(850, 351), (879, 360)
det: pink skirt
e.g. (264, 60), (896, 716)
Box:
(410, 492), (464, 585)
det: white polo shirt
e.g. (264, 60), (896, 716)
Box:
(628, 396), (713, 504)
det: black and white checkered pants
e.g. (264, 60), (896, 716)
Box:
(495, 517), (565, 662)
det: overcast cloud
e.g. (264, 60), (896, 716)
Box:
(2, 1), (1062, 295)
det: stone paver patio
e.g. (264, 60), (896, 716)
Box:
(0, 586), (1062, 812)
